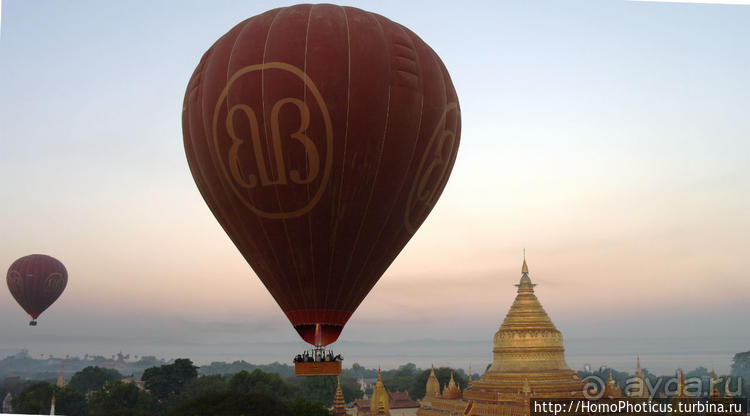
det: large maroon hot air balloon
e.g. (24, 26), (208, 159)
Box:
(183, 4), (460, 347)
(6, 254), (68, 326)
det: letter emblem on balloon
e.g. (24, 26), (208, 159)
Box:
(44, 273), (66, 296)
(405, 102), (460, 234)
(212, 62), (334, 219)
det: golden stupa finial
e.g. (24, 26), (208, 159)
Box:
(522, 249), (528, 274)
(377, 367), (382, 381)
(636, 356), (641, 373)
(608, 369), (614, 383)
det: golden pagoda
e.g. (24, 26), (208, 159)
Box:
(603, 370), (622, 398)
(426, 366), (440, 397)
(56, 362), (66, 388)
(627, 358), (650, 398)
(418, 256), (585, 416)
(371, 369), (391, 416)
(672, 369), (692, 400)
(333, 376), (347, 416)
(441, 372), (461, 400)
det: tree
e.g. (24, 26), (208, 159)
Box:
(14, 381), (53, 414)
(180, 374), (228, 398)
(287, 396), (334, 416)
(53, 386), (87, 416)
(731, 351), (750, 374)
(141, 358), (198, 399)
(166, 391), (293, 416)
(229, 369), (290, 399)
(382, 363), (418, 392)
(293, 375), (337, 407)
(69, 366), (122, 394)
(340, 377), (364, 403)
(87, 380), (160, 415)
(163, 374), (229, 412)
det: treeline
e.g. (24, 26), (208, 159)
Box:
(0, 350), (166, 381)
(0, 359), (349, 416)
(0, 359), (479, 415)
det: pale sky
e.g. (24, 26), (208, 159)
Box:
(1, 1), (748, 373)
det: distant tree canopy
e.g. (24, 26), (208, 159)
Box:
(730, 351), (750, 398)
(382, 363), (418, 393)
(141, 358), (198, 400)
(87, 380), (159, 416)
(54, 386), (87, 416)
(14, 381), (53, 414)
(731, 351), (750, 375)
(199, 360), (295, 378)
(166, 391), (331, 416)
(293, 375), (338, 407)
(229, 369), (291, 399)
(69, 366), (122, 394)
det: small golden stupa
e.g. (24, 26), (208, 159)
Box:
(370, 369), (391, 416)
(333, 376), (347, 416)
(418, 256), (585, 416)
(426, 365), (441, 397)
(627, 357), (650, 398)
(603, 370), (623, 398)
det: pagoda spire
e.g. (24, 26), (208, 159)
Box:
(370, 368), (390, 415)
(56, 362), (65, 388)
(522, 249), (529, 274)
(425, 365), (440, 397)
(709, 371), (721, 398)
(332, 376), (347, 415)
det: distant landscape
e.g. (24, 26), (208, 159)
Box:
(0, 349), (748, 415)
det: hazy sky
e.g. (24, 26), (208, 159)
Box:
(1, 0), (748, 373)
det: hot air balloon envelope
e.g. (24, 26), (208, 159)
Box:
(182, 4), (460, 346)
(6, 254), (68, 325)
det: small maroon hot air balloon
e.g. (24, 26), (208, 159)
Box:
(183, 4), (460, 348)
(6, 254), (68, 326)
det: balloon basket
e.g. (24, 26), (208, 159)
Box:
(295, 360), (342, 376)
(29, 320), (37, 326)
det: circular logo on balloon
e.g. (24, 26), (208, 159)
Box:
(212, 62), (334, 219)
(44, 272), (66, 296)
(404, 102), (460, 234)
